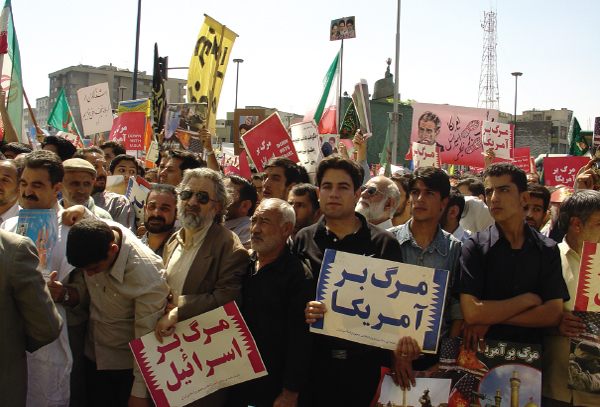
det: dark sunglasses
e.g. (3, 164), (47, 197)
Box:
(360, 185), (383, 196)
(178, 190), (217, 205)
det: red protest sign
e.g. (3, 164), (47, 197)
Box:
(241, 113), (299, 172)
(469, 147), (531, 174)
(543, 156), (589, 187)
(109, 112), (146, 151)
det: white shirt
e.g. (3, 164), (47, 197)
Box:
(0, 200), (19, 224)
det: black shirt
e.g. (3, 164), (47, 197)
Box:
(237, 248), (315, 402)
(459, 221), (569, 344)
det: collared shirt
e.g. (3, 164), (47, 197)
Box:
(459, 221), (569, 344)
(0, 200), (19, 224)
(452, 224), (471, 243)
(543, 239), (598, 405)
(460, 196), (494, 233)
(224, 216), (251, 249)
(166, 226), (211, 306)
(376, 218), (393, 231)
(389, 220), (463, 339)
(240, 249), (314, 399)
(92, 190), (135, 231)
(83, 223), (169, 398)
(141, 226), (179, 258)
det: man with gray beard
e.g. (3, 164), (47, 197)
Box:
(155, 168), (248, 407)
(355, 176), (400, 230)
(227, 199), (314, 407)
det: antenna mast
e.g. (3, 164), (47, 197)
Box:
(477, 11), (499, 110)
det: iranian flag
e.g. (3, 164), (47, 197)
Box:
(48, 88), (83, 147)
(0, 0), (23, 139)
(303, 51), (340, 134)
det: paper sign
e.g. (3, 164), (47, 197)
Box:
(311, 249), (449, 353)
(242, 113), (299, 172)
(130, 302), (266, 407)
(110, 112), (146, 151)
(146, 141), (160, 163)
(126, 176), (152, 229)
(543, 156), (589, 187)
(574, 242), (600, 312)
(290, 120), (323, 175)
(408, 103), (499, 167)
(16, 209), (59, 280)
(352, 79), (372, 138)
(77, 83), (114, 135)
(412, 141), (441, 169)
(481, 121), (514, 160)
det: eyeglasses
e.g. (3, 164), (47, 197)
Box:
(360, 185), (383, 196)
(178, 190), (217, 205)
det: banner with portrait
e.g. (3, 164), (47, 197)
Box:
(330, 16), (356, 41)
(233, 108), (266, 155)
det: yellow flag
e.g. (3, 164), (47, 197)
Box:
(187, 15), (238, 134)
(118, 99), (151, 117)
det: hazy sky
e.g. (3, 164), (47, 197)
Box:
(14, 0), (600, 129)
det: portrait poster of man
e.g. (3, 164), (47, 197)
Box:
(162, 103), (207, 153)
(233, 108), (266, 155)
(568, 318), (600, 396)
(407, 103), (498, 167)
(330, 16), (356, 41)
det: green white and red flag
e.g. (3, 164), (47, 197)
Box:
(0, 0), (23, 139)
(303, 51), (340, 134)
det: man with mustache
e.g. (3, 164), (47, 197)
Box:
(355, 176), (400, 229)
(228, 198), (314, 407)
(524, 182), (550, 231)
(74, 147), (135, 231)
(141, 184), (179, 259)
(155, 168), (248, 407)
(60, 158), (112, 220)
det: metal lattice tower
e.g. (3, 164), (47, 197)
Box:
(477, 11), (499, 110)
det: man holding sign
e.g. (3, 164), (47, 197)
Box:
(295, 156), (405, 406)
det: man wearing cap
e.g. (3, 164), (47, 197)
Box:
(540, 186), (575, 243)
(60, 158), (113, 220)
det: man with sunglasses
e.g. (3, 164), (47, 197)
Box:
(155, 168), (248, 406)
(355, 176), (400, 229)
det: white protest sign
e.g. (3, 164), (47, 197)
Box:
(481, 121), (514, 160)
(77, 83), (114, 135)
(126, 176), (152, 229)
(412, 141), (441, 169)
(311, 250), (449, 353)
(290, 120), (323, 174)
(130, 302), (266, 407)
(146, 141), (160, 163)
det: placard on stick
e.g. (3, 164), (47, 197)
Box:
(77, 83), (114, 136)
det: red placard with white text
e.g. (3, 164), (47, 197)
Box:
(241, 113), (299, 172)
(543, 156), (589, 187)
(470, 147), (531, 174)
(130, 302), (266, 407)
(109, 112), (146, 151)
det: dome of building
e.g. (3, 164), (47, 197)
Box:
(524, 401), (539, 407)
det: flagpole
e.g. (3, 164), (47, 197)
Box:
(338, 39), (343, 135)
(132, 0), (142, 100)
(391, 0), (401, 165)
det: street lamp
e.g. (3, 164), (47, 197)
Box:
(511, 72), (522, 128)
(233, 59), (244, 110)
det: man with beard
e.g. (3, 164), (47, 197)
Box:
(228, 199), (314, 407)
(155, 168), (248, 407)
(141, 184), (179, 258)
(74, 147), (135, 231)
(355, 176), (400, 229)
(439, 189), (471, 242)
(390, 174), (411, 227)
(60, 158), (113, 220)
(288, 184), (321, 241)
(0, 158), (20, 223)
(524, 183), (550, 231)
(224, 175), (257, 249)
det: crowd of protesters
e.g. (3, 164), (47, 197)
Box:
(0, 128), (598, 407)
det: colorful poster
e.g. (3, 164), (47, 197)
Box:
(439, 337), (542, 407)
(408, 102), (499, 167)
(290, 120), (323, 175)
(568, 311), (600, 395)
(16, 209), (58, 280)
(330, 16), (356, 40)
(162, 103), (207, 154)
(126, 176), (152, 229)
(574, 242), (600, 312)
(118, 98), (151, 117)
(241, 113), (299, 172)
(233, 108), (266, 155)
(109, 112), (146, 151)
(311, 249), (449, 353)
(130, 302), (266, 407)
(412, 141), (441, 169)
(187, 15), (238, 134)
(76, 82), (113, 136)
(370, 368), (458, 407)
(481, 121), (514, 160)
(543, 156), (590, 187)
